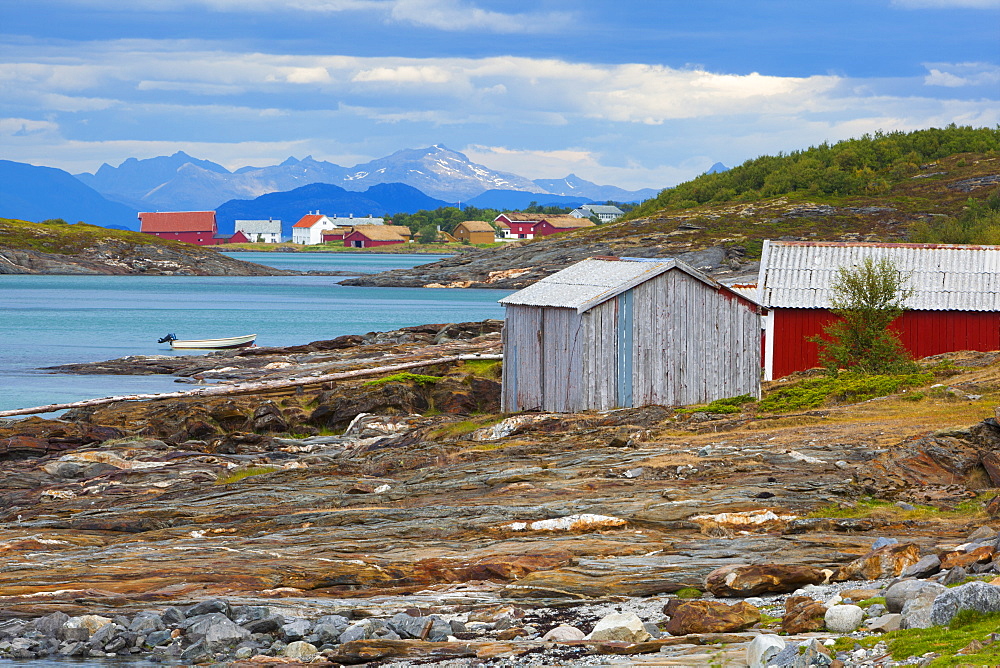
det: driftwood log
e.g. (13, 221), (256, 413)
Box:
(0, 353), (503, 418)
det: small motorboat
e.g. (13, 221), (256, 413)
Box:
(157, 333), (257, 350)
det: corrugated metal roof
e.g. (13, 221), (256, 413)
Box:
(499, 257), (721, 313)
(758, 240), (1000, 311)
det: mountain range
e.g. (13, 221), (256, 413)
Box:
(76, 145), (660, 212)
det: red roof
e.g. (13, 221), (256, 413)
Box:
(139, 211), (216, 233)
(293, 214), (325, 229)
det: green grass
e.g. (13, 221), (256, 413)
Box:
(461, 359), (502, 379)
(0, 217), (167, 255)
(363, 372), (443, 387)
(877, 610), (1000, 666)
(808, 494), (991, 521)
(677, 393), (756, 414)
(429, 417), (501, 439)
(215, 465), (281, 484)
(759, 372), (933, 413)
(857, 596), (886, 609)
(672, 587), (703, 599)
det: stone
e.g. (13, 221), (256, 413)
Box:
(941, 566), (969, 585)
(542, 624), (585, 641)
(871, 537), (898, 550)
(662, 600), (760, 635)
(186, 599), (231, 618)
(129, 612), (165, 634)
(900, 554), (941, 578)
(587, 612), (652, 642)
(794, 638), (833, 668)
(839, 588), (882, 602)
(746, 634), (785, 668)
(183, 613), (250, 647)
(282, 640), (317, 659)
(243, 616), (283, 635)
(931, 580), (1000, 626)
(901, 583), (948, 630)
(705, 563), (825, 597)
(824, 604), (864, 632)
(834, 542), (921, 581)
(866, 613), (902, 633)
(161, 607), (185, 626)
(865, 603), (887, 617)
(281, 618), (311, 640)
(968, 525), (998, 542)
(885, 579), (946, 613)
(783, 596), (828, 634)
(66, 615), (114, 635)
(29, 612), (70, 637)
(388, 613), (432, 640)
(941, 545), (995, 569)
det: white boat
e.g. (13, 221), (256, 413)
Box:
(157, 333), (257, 349)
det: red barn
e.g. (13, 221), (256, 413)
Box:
(757, 240), (1000, 380)
(139, 211), (218, 245)
(342, 225), (408, 248)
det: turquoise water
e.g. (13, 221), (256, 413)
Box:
(0, 255), (508, 414)
(225, 250), (452, 273)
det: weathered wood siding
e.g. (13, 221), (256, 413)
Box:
(502, 268), (761, 412)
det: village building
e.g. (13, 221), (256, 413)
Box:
(499, 257), (764, 412)
(757, 240), (1000, 380)
(321, 226), (355, 244)
(214, 230), (249, 244)
(138, 211), (219, 246)
(569, 204), (625, 223)
(234, 219), (282, 243)
(342, 225), (411, 248)
(292, 213), (385, 244)
(452, 220), (497, 244)
(493, 212), (595, 240)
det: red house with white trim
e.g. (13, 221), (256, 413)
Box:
(757, 240), (1000, 380)
(494, 212), (595, 240)
(139, 211), (219, 245)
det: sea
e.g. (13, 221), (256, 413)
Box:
(0, 253), (510, 415)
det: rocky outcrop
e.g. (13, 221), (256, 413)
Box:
(0, 239), (293, 276)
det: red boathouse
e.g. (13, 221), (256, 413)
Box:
(757, 240), (1000, 380)
(139, 211), (219, 245)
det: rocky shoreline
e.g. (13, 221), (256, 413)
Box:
(4, 323), (1000, 665)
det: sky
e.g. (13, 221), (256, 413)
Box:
(1, 0), (998, 191)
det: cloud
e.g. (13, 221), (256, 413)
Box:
(353, 65), (453, 84)
(924, 62), (1000, 87)
(0, 118), (59, 137)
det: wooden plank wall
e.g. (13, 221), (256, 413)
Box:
(501, 304), (544, 411)
(540, 307), (584, 411)
(580, 298), (619, 410)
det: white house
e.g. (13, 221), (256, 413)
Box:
(234, 219), (282, 243)
(292, 212), (385, 244)
(569, 204), (625, 224)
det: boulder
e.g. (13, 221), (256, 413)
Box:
(746, 634), (785, 668)
(704, 563), (825, 597)
(542, 624), (585, 641)
(941, 545), (995, 569)
(282, 640), (317, 659)
(662, 600), (760, 635)
(931, 580), (1000, 626)
(900, 583), (948, 630)
(866, 613), (902, 633)
(588, 612), (651, 642)
(782, 596), (827, 634)
(834, 542), (921, 581)
(885, 579), (946, 613)
(824, 604), (864, 632)
(900, 554), (941, 579)
(182, 613), (250, 647)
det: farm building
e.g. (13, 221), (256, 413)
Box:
(757, 240), (1000, 380)
(570, 204), (625, 223)
(453, 220), (497, 244)
(138, 211), (218, 245)
(499, 257), (764, 412)
(494, 212), (595, 240)
(235, 219), (282, 243)
(342, 225), (411, 248)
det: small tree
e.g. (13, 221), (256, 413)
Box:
(811, 257), (918, 375)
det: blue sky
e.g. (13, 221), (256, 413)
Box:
(1, 0), (998, 190)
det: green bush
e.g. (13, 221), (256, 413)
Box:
(363, 372), (443, 387)
(677, 393), (756, 414)
(759, 372), (932, 413)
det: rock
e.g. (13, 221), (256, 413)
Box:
(128, 612), (165, 634)
(186, 599), (231, 618)
(901, 583), (948, 629)
(871, 537), (898, 550)
(941, 566), (969, 585)
(782, 596), (828, 634)
(746, 634), (785, 668)
(839, 588), (882, 602)
(542, 624), (585, 641)
(931, 580), (1000, 626)
(66, 615), (113, 635)
(794, 638), (833, 667)
(252, 402), (289, 433)
(968, 525), (998, 542)
(865, 603), (887, 618)
(182, 613), (250, 647)
(834, 542), (921, 581)
(886, 579), (946, 613)
(662, 600), (760, 635)
(866, 613), (902, 633)
(281, 618), (311, 640)
(824, 604), (864, 632)
(243, 616), (283, 635)
(282, 640), (317, 659)
(705, 563), (825, 597)
(941, 545), (995, 569)
(900, 554), (941, 578)
(587, 612), (652, 642)
(28, 612), (70, 637)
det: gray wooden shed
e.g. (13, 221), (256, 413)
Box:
(499, 257), (764, 412)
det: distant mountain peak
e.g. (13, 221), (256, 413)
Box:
(707, 162), (729, 174)
(279, 156), (300, 167)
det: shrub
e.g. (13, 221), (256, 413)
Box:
(363, 372), (442, 387)
(759, 372), (932, 413)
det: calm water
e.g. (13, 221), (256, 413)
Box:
(225, 250), (453, 273)
(0, 254), (508, 414)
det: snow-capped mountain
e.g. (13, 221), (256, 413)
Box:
(75, 145), (658, 212)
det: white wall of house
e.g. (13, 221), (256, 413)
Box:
(235, 220), (282, 243)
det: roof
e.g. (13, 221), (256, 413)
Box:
(455, 220), (495, 233)
(577, 205), (624, 215)
(293, 214), (326, 229)
(346, 225), (407, 241)
(384, 225), (412, 236)
(234, 220), (282, 234)
(497, 212), (543, 223)
(539, 215), (596, 229)
(758, 240), (1000, 311)
(500, 257), (728, 314)
(138, 211), (216, 233)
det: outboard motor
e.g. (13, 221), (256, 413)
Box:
(158, 333), (177, 344)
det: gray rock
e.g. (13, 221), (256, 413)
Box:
(900, 554), (941, 579)
(129, 612), (165, 634)
(746, 633), (785, 668)
(87, 623), (120, 650)
(29, 612), (70, 638)
(312, 619), (349, 644)
(183, 613), (250, 647)
(825, 604), (864, 632)
(866, 613), (902, 633)
(895, 502), (915, 511)
(179, 639), (214, 663)
(886, 579), (946, 613)
(793, 638), (833, 667)
(282, 640), (317, 659)
(967, 525), (998, 542)
(243, 617), (283, 635)
(388, 613), (432, 640)
(871, 537), (899, 550)
(186, 599), (231, 619)
(864, 603), (887, 618)
(931, 580), (1000, 626)
(941, 566), (968, 585)
(160, 607), (185, 625)
(57, 626), (90, 643)
(143, 630), (173, 648)
(427, 618), (451, 642)
(280, 618), (311, 640)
